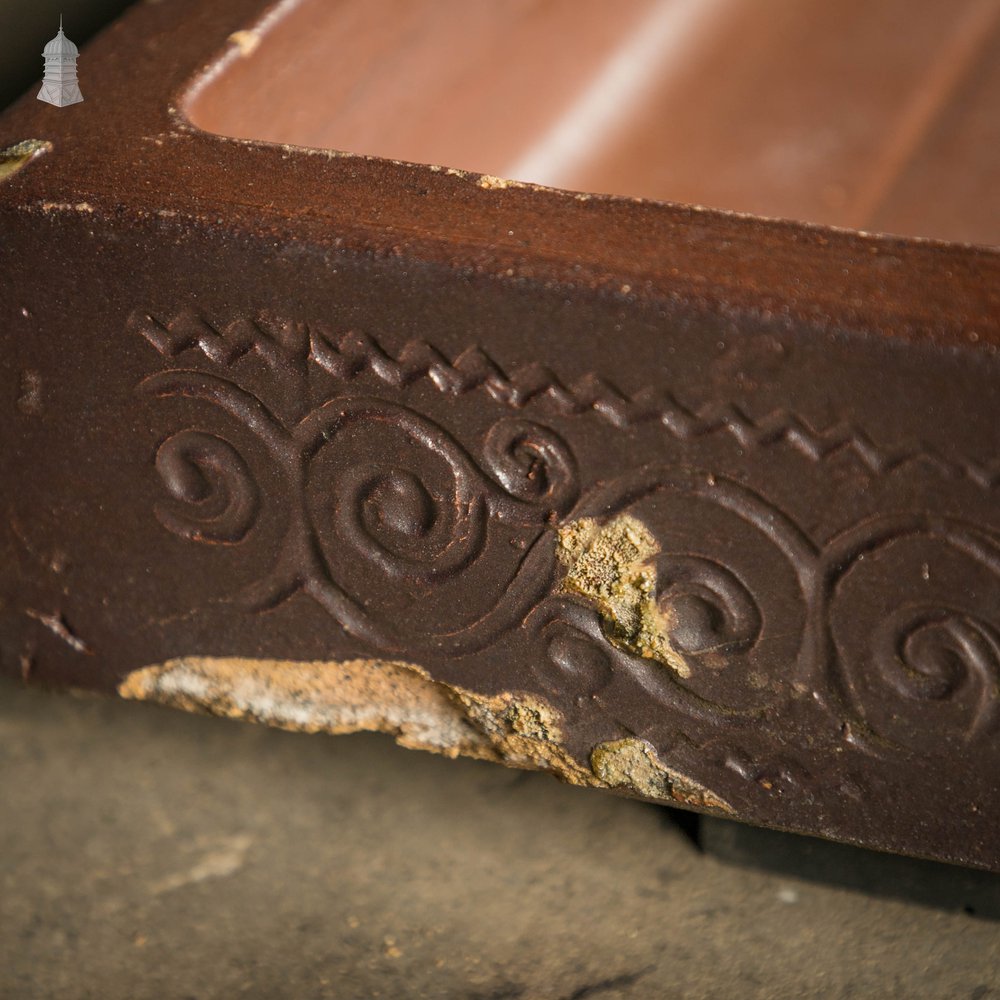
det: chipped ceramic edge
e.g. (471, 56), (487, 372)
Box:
(0, 140), (53, 183)
(227, 29), (261, 58)
(118, 656), (495, 760)
(591, 738), (733, 812)
(117, 656), (731, 812)
(556, 514), (692, 678)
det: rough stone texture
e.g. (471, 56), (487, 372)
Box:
(2, 677), (999, 1000)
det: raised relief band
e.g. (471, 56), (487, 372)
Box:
(130, 306), (1000, 791)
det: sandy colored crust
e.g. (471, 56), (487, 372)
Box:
(557, 514), (692, 678)
(118, 656), (731, 812)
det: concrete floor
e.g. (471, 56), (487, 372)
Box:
(2, 677), (999, 999)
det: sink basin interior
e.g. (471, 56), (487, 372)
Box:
(185, 0), (1000, 246)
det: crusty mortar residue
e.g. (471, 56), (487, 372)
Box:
(227, 29), (261, 57)
(556, 515), (691, 678)
(119, 657), (592, 781)
(118, 657), (495, 760)
(0, 140), (52, 183)
(591, 738), (733, 812)
(453, 689), (592, 784)
(119, 657), (730, 811)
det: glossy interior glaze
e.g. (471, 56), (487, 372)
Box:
(186, 0), (1000, 245)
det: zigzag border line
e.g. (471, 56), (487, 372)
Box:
(129, 309), (1000, 491)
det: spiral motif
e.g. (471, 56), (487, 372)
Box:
(330, 458), (487, 584)
(877, 607), (1000, 703)
(542, 466), (813, 716)
(139, 357), (1000, 778)
(825, 518), (1000, 750)
(153, 430), (259, 544)
(141, 373), (572, 653)
(654, 555), (761, 661)
(482, 418), (578, 516)
(292, 399), (572, 649)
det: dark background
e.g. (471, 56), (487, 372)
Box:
(0, 0), (133, 112)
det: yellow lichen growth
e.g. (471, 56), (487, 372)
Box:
(591, 738), (732, 812)
(0, 140), (51, 183)
(556, 515), (691, 678)
(455, 690), (593, 785)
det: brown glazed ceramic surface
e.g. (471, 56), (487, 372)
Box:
(189, 0), (1000, 245)
(1, 0), (999, 869)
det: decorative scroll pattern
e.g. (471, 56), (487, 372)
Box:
(133, 308), (1000, 761)
(141, 368), (573, 656)
(820, 518), (1000, 752)
(528, 466), (815, 724)
(153, 430), (258, 544)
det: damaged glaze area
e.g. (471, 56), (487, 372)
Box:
(0, 140), (52, 183)
(118, 657), (731, 813)
(118, 657), (496, 760)
(556, 515), (691, 678)
(227, 30), (261, 57)
(118, 657), (603, 784)
(591, 738), (732, 812)
(453, 688), (593, 786)
(118, 657), (592, 780)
